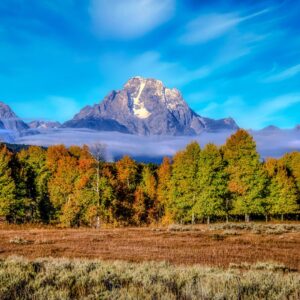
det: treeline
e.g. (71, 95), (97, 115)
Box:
(0, 129), (299, 226)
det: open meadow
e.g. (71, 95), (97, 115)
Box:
(1, 223), (300, 299)
(1, 223), (300, 268)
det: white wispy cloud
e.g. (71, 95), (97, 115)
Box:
(180, 8), (271, 45)
(180, 13), (240, 44)
(263, 63), (300, 82)
(98, 51), (213, 88)
(259, 93), (300, 114)
(197, 93), (300, 129)
(89, 0), (175, 39)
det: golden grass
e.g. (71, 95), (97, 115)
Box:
(0, 223), (299, 271)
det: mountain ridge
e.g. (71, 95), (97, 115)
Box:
(63, 77), (239, 135)
(0, 101), (29, 131)
(28, 120), (61, 129)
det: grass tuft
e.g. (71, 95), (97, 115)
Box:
(9, 236), (33, 245)
(0, 257), (299, 299)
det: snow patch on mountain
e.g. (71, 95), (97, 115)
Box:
(132, 80), (151, 119)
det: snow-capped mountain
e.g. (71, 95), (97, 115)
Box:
(63, 77), (239, 135)
(28, 120), (61, 129)
(0, 101), (29, 131)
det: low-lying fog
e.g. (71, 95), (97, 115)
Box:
(1, 128), (299, 162)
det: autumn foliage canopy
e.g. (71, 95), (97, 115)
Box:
(0, 129), (299, 226)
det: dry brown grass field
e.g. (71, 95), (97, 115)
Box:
(1, 223), (299, 270)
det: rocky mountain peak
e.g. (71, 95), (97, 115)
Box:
(64, 77), (239, 135)
(0, 101), (29, 131)
(0, 101), (18, 118)
(122, 76), (188, 119)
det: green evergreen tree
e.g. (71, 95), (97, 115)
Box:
(193, 143), (228, 224)
(17, 146), (51, 223)
(133, 166), (157, 224)
(0, 145), (17, 222)
(156, 157), (172, 222)
(266, 160), (299, 220)
(115, 156), (139, 224)
(169, 142), (200, 223)
(223, 130), (267, 222)
(280, 152), (300, 192)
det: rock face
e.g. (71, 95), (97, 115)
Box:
(28, 120), (61, 129)
(64, 77), (239, 135)
(0, 101), (29, 131)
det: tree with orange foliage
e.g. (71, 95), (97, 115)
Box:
(115, 155), (139, 224)
(48, 154), (79, 222)
(46, 145), (69, 173)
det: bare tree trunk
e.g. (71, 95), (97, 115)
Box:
(245, 214), (250, 222)
(96, 161), (101, 229)
(207, 216), (210, 225)
(225, 199), (230, 223)
(96, 216), (100, 229)
(281, 214), (284, 222)
(191, 212), (195, 225)
(265, 215), (268, 222)
(90, 143), (106, 230)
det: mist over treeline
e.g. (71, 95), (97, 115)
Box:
(0, 129), (299, 226)
(1, 127), (299, 162)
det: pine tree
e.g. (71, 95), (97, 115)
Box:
(115, 156), (139, 224)
(280, 152), (300, 192)
(47, 153), (79, 222)
(0, 145), (17, 222)
(223, 130), (267, 222)
(17, 146), (51, 222)
(156, 157), (172, 222)
(169, 142), (201, 223)
(193, 143), (228, 224)
(133, 185), (147, 225)
(263, 158), (277, 221)
(265, 159), (299, 220)
(46, 145), (69, 173)
(98, 163), (117, 224)
(133, 166), (157, 224)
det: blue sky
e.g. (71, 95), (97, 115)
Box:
(0, 0), (299, 129)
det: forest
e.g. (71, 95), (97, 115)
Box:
(0, 129), (299, 227)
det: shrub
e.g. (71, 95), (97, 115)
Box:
(0, 257), (299, 299)
(167, 224), (200, 232)
(9, 237), (33, 245)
